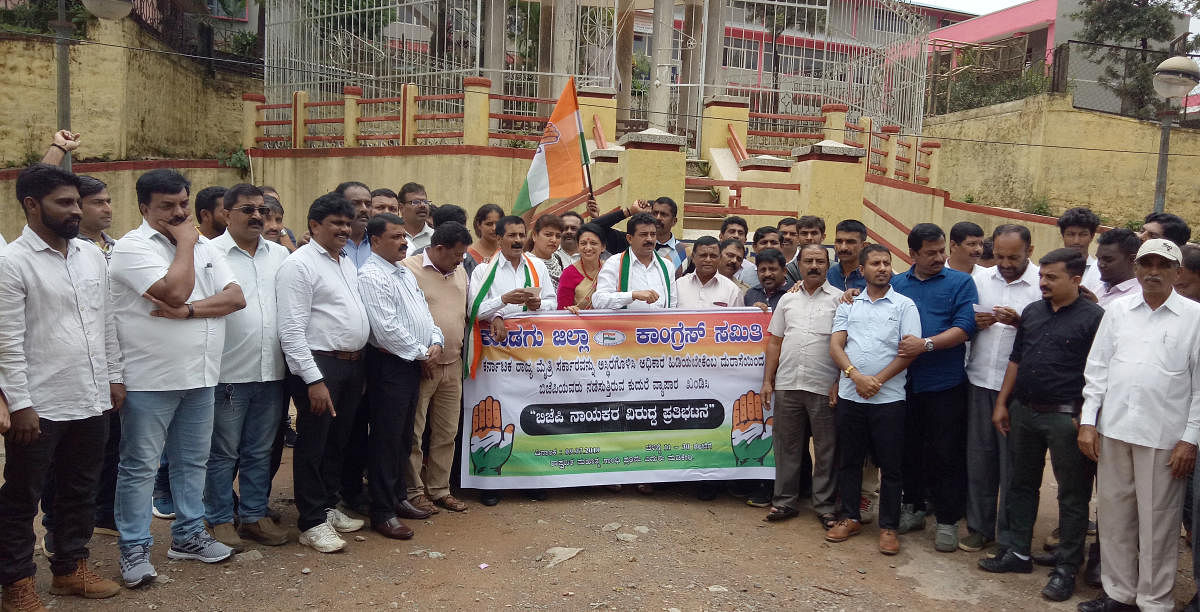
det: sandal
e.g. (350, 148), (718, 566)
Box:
(818, 513), (838, 529)
(765, 506), (799, 522)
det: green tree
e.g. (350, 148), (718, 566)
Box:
(1074, 0), (1190, 119)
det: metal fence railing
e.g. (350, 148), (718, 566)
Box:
(1052, 40), (1200, 122)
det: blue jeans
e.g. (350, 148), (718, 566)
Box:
(115, 387), (215, 550)
(204, 381), (284, 525)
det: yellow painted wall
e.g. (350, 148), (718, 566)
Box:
(924, 93), (1200, 228)
(0, 20), (260, 167)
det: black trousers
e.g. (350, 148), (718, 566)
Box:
(0, 414), (108, 584)
(289, 354), (365, 532)
(365, 347), (421, 523)
(268, 386), (290, 491)
(1004, 399), (1095, 571)
(902, 383), (968, 525)
(340, 388), (371, 503)
(41, 408), (120, 529)
(836, 398), (905, 530)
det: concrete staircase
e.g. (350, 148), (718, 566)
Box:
(682, 158), (724, 233)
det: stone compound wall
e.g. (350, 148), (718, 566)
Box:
(923, 93), (1200, 229)
(0, 19), (260, 167)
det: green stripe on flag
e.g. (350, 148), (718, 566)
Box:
(513, 177), (534, 215)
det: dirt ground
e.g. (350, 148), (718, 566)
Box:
(9, 449), (1200, 612)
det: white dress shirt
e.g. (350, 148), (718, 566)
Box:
(359, 252), (443, 360)
(592, 250), (679, 310)
(275, 241), (370, 384)
(676, 272), (743, 309)
(406, 223), (435, 253)
(1096, 277), (1141, 308)
(110, 221), (237, 392)
(769, 281), (842, 394)
(966, 262), (1043, 391)
(209, 232), (289, 383)
(1082, 255), (1102, 294)
(1082, 291), (1200, 449)
(555, 247), (581, 266)
(467, 253), (556, 321)
(0, 226), (122, 419)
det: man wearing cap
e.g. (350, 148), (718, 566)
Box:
(1077, 238), (1200, 612)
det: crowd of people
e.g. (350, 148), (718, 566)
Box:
(1, 131), (1200, 612)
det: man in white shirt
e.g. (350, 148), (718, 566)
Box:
(947, 221), (985, 275)
(110, 169), (246, 587)
(555, 211), (583, 265)
(963, 224), (1041, 553)
(1094, 229), (1142, 307)
(203, 184), (291, 550)
(1058, 207), (1103, 293)
(0, 165), (124, 607)
(276, 193), (371, 554)
(760, 244), (841, 525)
(677, 236), (742, 308)
(466, 215), (555, 506)
(335, 181), (373, 268)
(1077, 238), (1200, 612)
(358, 213), (444, 540)
(399, 182), (435, 252)
(593, 213), (678, 310)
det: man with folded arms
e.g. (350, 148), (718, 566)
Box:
(0, 164), (124, 609)
(277, 193), (371, 553)
(1077, 238), (1200, 612)
(825, 244), (921, 555)
(204, 184), (291, 549)
(358, 213), (444, 539)
(978, 248), (1103, 603)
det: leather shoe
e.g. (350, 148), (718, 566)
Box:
(1041, 567), (1076, 602)
(824, 519), (862, 543)
(1076, 592), (1136, 612)
(1084, 541), (1102, 587)
(1031, 551), (1056, 567)
(395, 499), (434, 520)
(434, 494), (468, 512)
(878, 529), (900, 555)
(372, 517), (414, 540)
(480, 491), (501, 506)
(977, 549), (1033, 574)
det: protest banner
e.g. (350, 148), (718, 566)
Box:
(461, 308), (774, 489)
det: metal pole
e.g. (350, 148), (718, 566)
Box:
(54, 0), (72, 171)
(648, 0), (673, 131)
(1153, 110), (1173, 213)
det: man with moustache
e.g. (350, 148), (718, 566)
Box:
(1093, 229), (1142, 306)
(1077, 239), (1200, 612)
(593, 213), (678, 311)
(739, 227), (782, 287)
(825, 244), (922, 555)
(718, 238), (752, 300)
(276, 193), (371, 553)
(399, 183), (435, 252)
(962, 225), (1041, 553)
(204, 184), (291, 549)
(556, 211), (583, 265)
(0, 164), (124, 609)
(75, 176), (116, 258)
(777, 218), (801, 263)
(785, 215), (827, 289)
(467, 215), (557, 506)
(677, 236), (742, 308)
(827, 220), (868, 291)
(370, 188), (401, 217)
(979, 248), (1103, 603)
(745, 249), (794, 311)
(358, 213), (445, 539)
(336, 181), (373, 268)
(110, 169), (246, 586)
(947, 222), (985, 275)
(650, 197), (687, 268)
(760, 244), (842, 525)
(194, 186), (228, 240)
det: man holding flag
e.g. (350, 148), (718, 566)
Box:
(512, 77), (591, 216)
(466, 215), (556, 506)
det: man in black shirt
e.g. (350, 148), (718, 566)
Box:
(745, 248), (794, 311)
(977, 248), (1104, 603)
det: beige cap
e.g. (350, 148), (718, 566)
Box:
(1136, 238), (1182, 263)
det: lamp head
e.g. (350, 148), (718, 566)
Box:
(1153, 55), (1200, 100)
(81, 0), (133, 20)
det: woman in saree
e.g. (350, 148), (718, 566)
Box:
(557, 223), (606, 312)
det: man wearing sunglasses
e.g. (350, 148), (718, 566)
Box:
(399, 182), (434, 252)
(204, 183), (292, 550)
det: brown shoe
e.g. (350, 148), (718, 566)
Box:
(209, 523), (245, 552)
(879, 529), (900, 555)
(395, 499), (433, 520)
(48, 559), (120, 599)
(409, 494), (440, 515)
(825, 519), (863, 543)
(240, 518), (288, 546)
(1, 577), (47, 611)
(434, 494), (468, 512)
(372, 517), (414, 540)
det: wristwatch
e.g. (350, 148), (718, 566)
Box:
(923, 337), (935, 352)
(843, 365), (857, 376)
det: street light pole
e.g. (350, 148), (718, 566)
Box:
(1151, 55), (1200, 214)
(54, 0), (72, 171)
(1153, 110), (1173, 214)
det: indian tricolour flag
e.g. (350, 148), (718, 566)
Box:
(512, 76), (591, 214)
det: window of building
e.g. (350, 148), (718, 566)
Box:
(723, 36), (759, 70)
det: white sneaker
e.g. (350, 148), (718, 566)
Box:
(299, 522), (346, 553)
(325, 507), (364, 533)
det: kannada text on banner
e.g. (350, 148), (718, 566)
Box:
(461, 308), (775, 489)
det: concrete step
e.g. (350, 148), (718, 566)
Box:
(685, 186), (718, 204)
(682, 208), (724, 232)
(685, 158), (710, 177)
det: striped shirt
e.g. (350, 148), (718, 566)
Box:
(359, 252), (443, 360)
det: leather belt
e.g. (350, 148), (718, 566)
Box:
(311, 349), (364, 362)
(1030, 399), (1082, 415)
